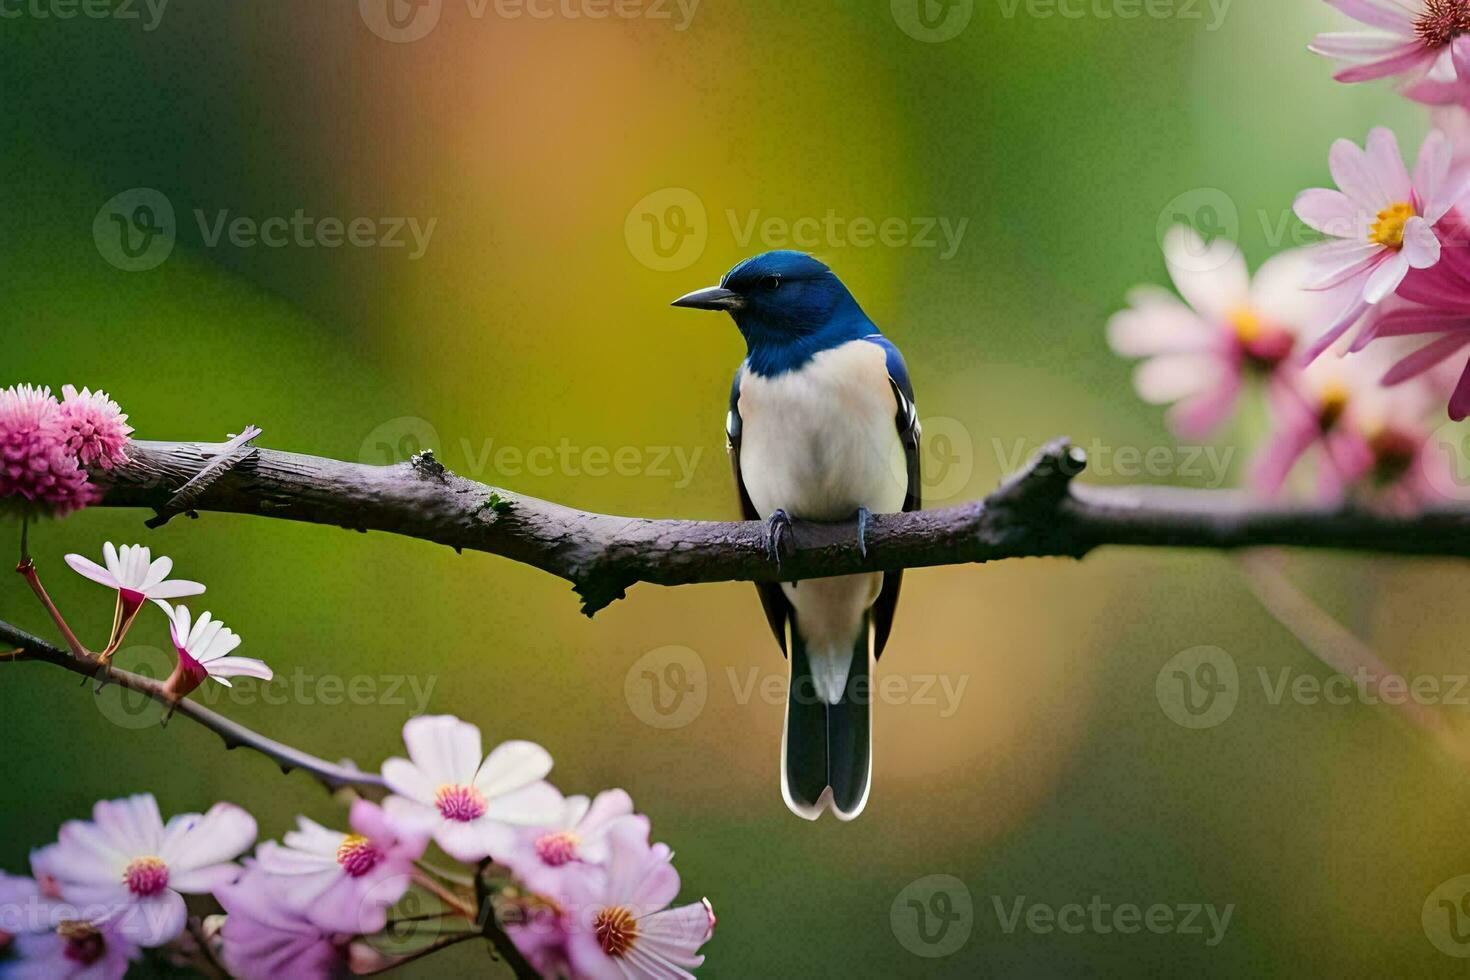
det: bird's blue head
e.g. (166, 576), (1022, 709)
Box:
(671, 251), (874, 376)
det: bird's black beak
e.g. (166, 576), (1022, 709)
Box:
(671, 286), (743, 311)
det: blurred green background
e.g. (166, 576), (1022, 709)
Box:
(4, 0), (1470, 976)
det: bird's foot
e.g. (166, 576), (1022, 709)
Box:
(855, 506), (871, 559)
(765, 509), (794, 566)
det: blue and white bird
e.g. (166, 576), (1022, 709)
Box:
(672, 251), (921, 821)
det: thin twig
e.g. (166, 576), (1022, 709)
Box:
(16, 560), (89, 658)
(1237, 549), (1466, 756)
(0, 618), (384, 794)
(475, 861), (541, 980)
(353, 930), (482, 976)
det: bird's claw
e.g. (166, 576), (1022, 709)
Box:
(856, 506), (871, 559)
(765, 509), (794, 566)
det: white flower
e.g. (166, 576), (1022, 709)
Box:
(162, 605), (271, 698)
(380, 715), (564, 863)
(65, 542), (205, 611)
(30, 793), (256, 947)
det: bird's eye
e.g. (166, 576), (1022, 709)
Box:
(760, 275), (782, 292)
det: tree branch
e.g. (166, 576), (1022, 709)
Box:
(0, 619), (384, 793)
(89, 436), (1470, 616)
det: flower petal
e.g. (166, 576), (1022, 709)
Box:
(64, 553), (118, 589)
(403, 715), (483, 786)
(1294, 188), (1365, 238)
(1323, 0), (1415, 33)
(1162, 225), (1248, 320)
(474, 740), (554, 798)
(1364, 249), (1411, 302)
(158, 803), (256, 877)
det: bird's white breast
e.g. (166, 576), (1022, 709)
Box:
(737, 340), (908, 522)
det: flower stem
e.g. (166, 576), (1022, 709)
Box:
(414, 859), (475, 887)
(353, 931), (481, 976)
(410, 870), (476, 919)
(16, 559), (89, 659)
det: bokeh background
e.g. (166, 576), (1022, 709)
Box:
(5, 1), (1470, 976)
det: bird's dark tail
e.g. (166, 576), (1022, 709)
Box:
(781, 613), (872, 821)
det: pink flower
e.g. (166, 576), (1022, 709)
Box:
(1309, 0), (1470, 103)
(1294, 127), (1463, 359)
(55, 385), (131, 469)
(501, 789), (635, 898)
(1108, 231), (1330, 437)
(557, 818), (715, 980)
(215, 862), (350, 980)
(0, 872), (140, 980)
(380, 715), (564, 863)
(254, 800), (428, 935)
(1248, 342), (1443, 504)
(0, 385), (95, 517)
(65, 543), (206, 658)
(1339, 215), (1470, 418)
(159, 604), (272, 700)
(30, 793), (256, 947)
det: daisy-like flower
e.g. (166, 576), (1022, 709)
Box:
(1108, 230), (1332, 437)
(215, 862), (350, 980)
(1309, 0), (1470, 103)
(55, 385), (132, 469)
(1339, 215), (1470, 418)
(380, 715), (564, 863)
(0, 872), (141, 980)
(64, 543), (205, 660)
(558, 818), (715, 980)
(0, 384), (95, 517)
(160, 604), (272, 701)
(1247, 342), (1438, 503)
(1293, 127), (1462, 359)
(30, 793), (256, 948)
(254, 800), (428, 935)
(502, 789), (635, 897)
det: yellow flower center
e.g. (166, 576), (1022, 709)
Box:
(594, 905), (639, 957)
(1369, 202), (1415, 250)
(1228, 307), (1262, 344)
(1319, 384), (1351, 431)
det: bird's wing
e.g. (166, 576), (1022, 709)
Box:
(728, 366), (792, 655)
(864, 334), (921, 659)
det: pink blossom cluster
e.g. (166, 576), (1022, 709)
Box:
(0, 716), (715, 979)
(0, 384), (131, 518)
(1107, 4), (1470, 506)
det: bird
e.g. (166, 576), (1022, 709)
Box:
(672, 250), (921, 821)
